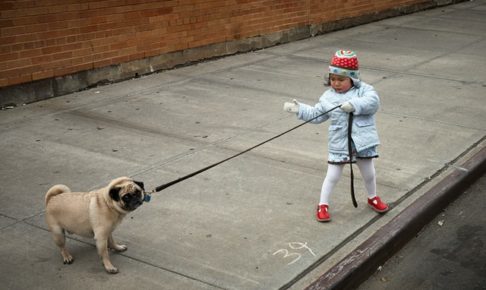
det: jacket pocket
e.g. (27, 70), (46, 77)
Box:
(329, 124), (343, 131)
(355, 118), (374, 127)
(328, 124), (347, 151)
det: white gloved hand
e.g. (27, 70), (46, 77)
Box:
(340, 102), (355, 113)
(283, 99), (299, 113)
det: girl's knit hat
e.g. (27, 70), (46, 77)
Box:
(329, 50), (360, 80)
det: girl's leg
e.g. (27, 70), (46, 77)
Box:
(356, 159), (377, 199)
(357, 158), (389, 213)
(319, 164), (344, 205)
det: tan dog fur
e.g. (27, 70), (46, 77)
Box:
(45, 177), (146, 274)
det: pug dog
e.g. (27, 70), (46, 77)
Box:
(44, 176), (149, 274)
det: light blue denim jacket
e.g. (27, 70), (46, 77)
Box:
(297, 80), (380, 154)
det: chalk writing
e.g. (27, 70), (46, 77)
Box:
(273, 242), (316, 265)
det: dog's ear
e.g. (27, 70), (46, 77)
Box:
(109, 187), (121, 201)
(134, 180), (145, 191)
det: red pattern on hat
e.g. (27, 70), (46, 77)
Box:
(330, 50), (359, 70)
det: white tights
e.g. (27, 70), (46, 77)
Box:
(319, 159), (377, 205)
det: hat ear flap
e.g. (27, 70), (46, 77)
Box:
(109, 187), (121, 201)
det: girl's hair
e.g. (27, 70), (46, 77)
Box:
(325, 74), (355, 87)
(324, 74), (331, 87)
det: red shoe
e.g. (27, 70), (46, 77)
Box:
(368, 196), (389, 213)
(316, 204), (331, 222)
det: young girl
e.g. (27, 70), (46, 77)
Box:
(283, 50), (389, 222)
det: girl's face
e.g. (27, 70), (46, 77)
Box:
(330, 74), (352, 93)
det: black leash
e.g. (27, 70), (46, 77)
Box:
(347, 112), (358, 208)
(151, 104), (342, 193)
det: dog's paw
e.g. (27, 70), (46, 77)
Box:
(61, 251), (74, 264)
(105, 266), (119, 274)
(112, 244), (127, 252)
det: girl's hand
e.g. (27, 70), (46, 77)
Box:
(340, 102), (355, 113)
(283, 99), (299, 113)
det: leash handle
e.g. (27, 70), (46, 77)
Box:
(347, 112), (358, 208)
(152, 104), (342, 193)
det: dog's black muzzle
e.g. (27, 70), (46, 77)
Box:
(122, 193), (145, 211)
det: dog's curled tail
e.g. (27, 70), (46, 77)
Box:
(45, 184), (71, 206)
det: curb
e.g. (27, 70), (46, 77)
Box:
(305, 145), (486, 290)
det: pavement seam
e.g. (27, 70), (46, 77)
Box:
(387, 135), (486, 207)
(0, 213), (19, 231)
(302, 141), (486, 290)
(381, 112), (486, 132)
(280, 135), (485, 289)
(18, 218), (228, 290)
(255, 47), (486, 87)
(0, 54), (281, 134)
(374, 21), (486, 36)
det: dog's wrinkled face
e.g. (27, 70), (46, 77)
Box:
(109, 180), (145, 211)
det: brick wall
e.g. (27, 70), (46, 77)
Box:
(0, 0), (460, 105)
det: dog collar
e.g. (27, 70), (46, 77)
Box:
(143, 193), (151, 203)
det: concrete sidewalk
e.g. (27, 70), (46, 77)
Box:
(1, 1), (485, 289)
